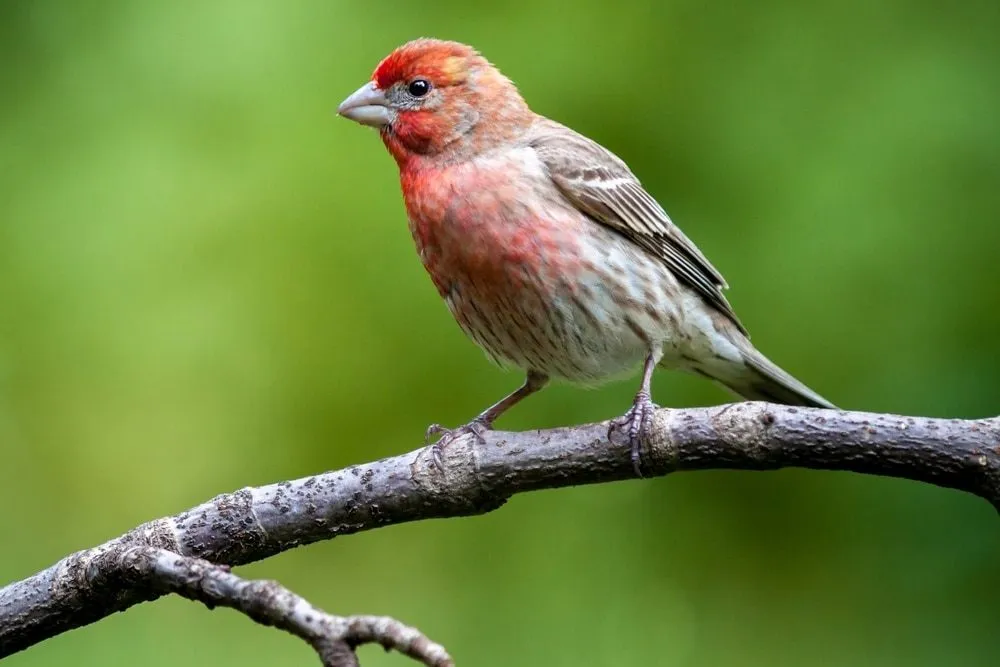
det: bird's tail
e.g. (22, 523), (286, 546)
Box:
(715, 336), (835, 409)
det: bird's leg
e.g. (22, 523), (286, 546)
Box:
(426, 371), (550, 468)
(613, 350), (662, 477)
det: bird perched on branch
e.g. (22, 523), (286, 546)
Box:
(338, 38), (833, 473)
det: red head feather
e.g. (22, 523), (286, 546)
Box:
(366, 39), (531, 166)
(372, 39), (482, 90)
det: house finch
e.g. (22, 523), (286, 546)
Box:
(338, 38), (833, 473)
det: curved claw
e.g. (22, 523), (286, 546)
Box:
(426, 418), (490, 470)
(425, 423), (447, 445)
(609, 393), (659, 478)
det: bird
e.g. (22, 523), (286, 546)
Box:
(337, 38), (833, 473)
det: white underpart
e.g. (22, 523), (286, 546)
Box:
(550, 231), (744, 384)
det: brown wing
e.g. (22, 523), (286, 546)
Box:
(527, 118), (747, 336)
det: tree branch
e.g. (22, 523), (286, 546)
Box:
(2, 403), (998, 661)
(123, 547), (452, 667)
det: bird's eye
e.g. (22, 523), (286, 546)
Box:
(407, 79), (431, 97)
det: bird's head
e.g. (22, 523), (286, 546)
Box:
(338, 39), (531, 165)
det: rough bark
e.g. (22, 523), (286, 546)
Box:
(2, 403), (998, 663)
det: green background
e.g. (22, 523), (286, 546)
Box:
(2, 1), (999, 665)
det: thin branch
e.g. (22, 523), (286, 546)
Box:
(2, 403), (998, 660)
(120, 547), (452, 667)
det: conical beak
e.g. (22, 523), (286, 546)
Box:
(337, 82), (391, 128)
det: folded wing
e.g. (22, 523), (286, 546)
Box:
(528, 118), (747, 336)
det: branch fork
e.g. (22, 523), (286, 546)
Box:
(2, 402), (997, 664)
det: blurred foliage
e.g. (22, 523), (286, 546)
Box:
(2, 0), (999, 665)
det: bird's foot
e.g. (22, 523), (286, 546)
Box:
(425, 418), (490, 470)
(611, 392), (659, 477)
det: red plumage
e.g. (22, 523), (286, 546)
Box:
(338, 39), (833, 473)
(372, 39), (477, 89)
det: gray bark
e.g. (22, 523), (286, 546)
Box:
(1, 403), (998, 662)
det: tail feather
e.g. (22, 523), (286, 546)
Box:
(723, 346), (835, 409)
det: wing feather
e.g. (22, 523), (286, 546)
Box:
(527, 118), (747, 335)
